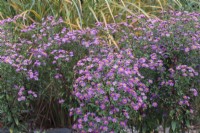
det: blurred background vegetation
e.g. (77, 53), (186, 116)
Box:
(0, 0), (199, 29)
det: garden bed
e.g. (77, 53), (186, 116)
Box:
(0, 10), (200, 132)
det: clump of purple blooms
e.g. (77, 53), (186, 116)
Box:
(71, 11), (200, 132)
(71, 46), (167, 132)
(0, 10), (200, 132)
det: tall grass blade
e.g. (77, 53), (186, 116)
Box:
(126, 2), (150, 18)
(105, 0), (115, 23)
(72, 0), (82, 28)
(88, 6), (99, 22)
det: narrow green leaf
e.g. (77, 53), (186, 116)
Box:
(186, 120), (190, 127)
(14, 117), (19, 126)
(171, 121), (176, 132)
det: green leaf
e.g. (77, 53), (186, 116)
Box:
(139, 115), (142, 121)
(186, 120), (190, 127)
(8, 114), (12, 122)
(171, 121), (176, 132)
(9, 128), (13, 133)
(14, 117), (19, 126)
(169, 110), (175, 117)
(0, 95), (4, 99)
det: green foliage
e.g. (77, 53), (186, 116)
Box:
(0, 1), (199, 132)
(0, 17), (89, 132)
(0, 0), (199, 29)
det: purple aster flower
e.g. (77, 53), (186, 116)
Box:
(100, 104), (106, 110)
(120, 121), (126, 127)
(102, 126), (108, 131)
(112, 118), (117, 123)
(95, 117), (101, 123)
(104, 120), (108, 125)
(58, 99), (65, 104)
(133, 105), (139, 111)
(88, 128), (93, 132)
(76, 108), (82, 114)
(110, 87), (115, 92)
(190, 88), (198, 96)
(122, 98), (127, 104)
(179, 100), (184, 105)
(152, 102), (158, 107)
(18, 96), (26, 101)
(78, 124), (83, 129)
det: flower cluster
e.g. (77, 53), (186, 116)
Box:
(17, 86), (26, 101)
(71, 111), (126, 133)
(176, 65), (198, 77)
(17, 86), (37, 101)
(0, 10), (200, 132)
(0, 14), (103, 130)
(71, 11), (200, 132)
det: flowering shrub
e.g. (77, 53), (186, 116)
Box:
(71, 11), (200, 132)
(0, 16), (90, 131)
(0, 10), (200, 132)
(71, 46), (164, 132)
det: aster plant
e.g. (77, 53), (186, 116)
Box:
(0, 15), (89, 131)
(71, 11), (200, 132)
(0, 10), (199, 132)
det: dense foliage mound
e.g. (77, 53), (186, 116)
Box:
(0, 11), (200, 132)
